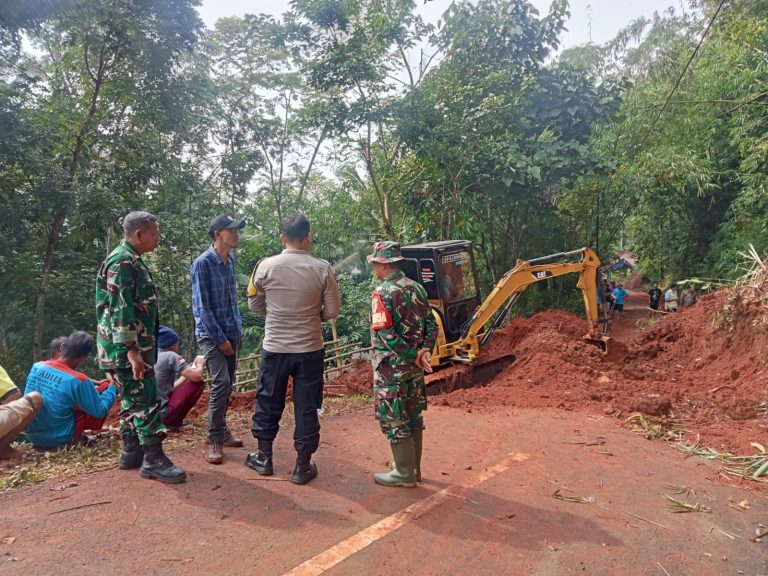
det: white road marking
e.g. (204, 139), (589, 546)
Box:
(281, 452), (530, 576)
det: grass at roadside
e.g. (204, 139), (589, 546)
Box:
(0, 396), (372, 494)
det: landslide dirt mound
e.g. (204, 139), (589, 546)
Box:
(434, 309), (617, 413)
(327, 361), (373, 396)
(433, 292), (768, 454)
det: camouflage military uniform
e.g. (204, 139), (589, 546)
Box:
(371, 270), (437, 443)
(96, 240), (164, 445)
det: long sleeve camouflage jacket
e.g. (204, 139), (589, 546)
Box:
(96, 241), (159, 370)
(371, 271), (437, 370)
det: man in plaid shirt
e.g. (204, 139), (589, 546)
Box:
(191, 214), (247, 464)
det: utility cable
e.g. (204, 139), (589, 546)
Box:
(633, 0), (727, 154)
(593, 0), (728, 250)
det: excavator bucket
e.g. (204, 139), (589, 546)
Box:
(425, 351), (516, 395)
(583, 333), (612, 355)
(582, 333), (628, 363)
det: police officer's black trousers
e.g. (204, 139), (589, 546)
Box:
(251, 349), (325, 454)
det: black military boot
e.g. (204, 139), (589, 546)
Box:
(290, 450), (317, 485)
(245, 439), (274, 475)
(138, 443), (187, 484)
(119, 433), (144, 470)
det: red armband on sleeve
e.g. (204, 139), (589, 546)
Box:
(371, 292), (393, 330)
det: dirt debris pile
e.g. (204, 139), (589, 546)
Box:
(327, 361), (373, 396)
(434, 292), (768, 454)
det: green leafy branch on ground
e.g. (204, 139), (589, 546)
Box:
(625, 411), (768, 484)
(0, 439), (120, 493)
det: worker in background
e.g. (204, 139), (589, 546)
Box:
(97, 211), (186, 483)
(24, 331), (119, 450)
(611, 283), (629, 318)
(0, 365), (43, 459)
(664, 284), (679, 312)
(681, 286), (698, 309)
(368, 241), (437, 488)
(154, 326), (206, 431)
(601, 279), (614, 317)
(245, 213), (341, 485)
(648, 282), (662, 316)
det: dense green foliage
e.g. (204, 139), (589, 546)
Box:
(560, 0), (768, 281)
(0, 0), (765, 381)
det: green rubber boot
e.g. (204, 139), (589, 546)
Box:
(374, 438), (417, 488)
(412, 429), (423, 482)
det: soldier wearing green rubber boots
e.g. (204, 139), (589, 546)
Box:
(368, 241), (437, 487)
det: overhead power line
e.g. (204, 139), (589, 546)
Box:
(633, 0), (728, 155)
(595, 0), (729, 251)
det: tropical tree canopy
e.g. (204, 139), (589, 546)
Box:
(1, 0), (765, 380)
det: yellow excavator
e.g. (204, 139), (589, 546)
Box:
(400, 241), (612, 392)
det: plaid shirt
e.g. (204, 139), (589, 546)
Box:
(191, 246), (242, 345)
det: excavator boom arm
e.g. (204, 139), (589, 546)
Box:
(449, 248), (604, 360)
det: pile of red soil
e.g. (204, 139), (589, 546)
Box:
(327, 361), (373, 396)
(187, 390), (256, 418)
(435, 292), (768, 454)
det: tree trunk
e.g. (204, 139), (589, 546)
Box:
(31, 46), (108, 360)
(297, 125), (328, 205)
(362, 124), (394, 239)
(32, 210), (67, 359)
(487, 202), (498, 284)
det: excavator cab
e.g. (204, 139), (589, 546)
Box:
(401, 241), (482, 343)
(400, 241), (613, 394)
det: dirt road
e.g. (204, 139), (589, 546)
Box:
(1, 404), (767, 576)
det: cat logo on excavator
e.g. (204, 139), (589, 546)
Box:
(400, 241), (612, 394)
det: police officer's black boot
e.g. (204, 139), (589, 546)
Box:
(290, 450), (317, 485)
(245, 439), (274, 475)
(374, 437), (417, 488)
(119, 433), (144, 470)
(138, 442), (187, 484)
(412, 429), (423, 483)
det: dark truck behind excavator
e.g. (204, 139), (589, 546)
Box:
(400, 241), (612, 393)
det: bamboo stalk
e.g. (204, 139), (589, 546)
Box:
(325, 360), (370, 376)
(324, 347), (373, 363)
(322, 340), (363, 352)
(234, 378), (260, 388)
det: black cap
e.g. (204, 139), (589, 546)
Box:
(209, 214), (246, 238)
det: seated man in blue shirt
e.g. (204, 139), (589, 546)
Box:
(25, 331), (119, 450)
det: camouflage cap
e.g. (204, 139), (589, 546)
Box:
(367, 240), (404, 264)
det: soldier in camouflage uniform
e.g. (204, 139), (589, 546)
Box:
(96, 211), (186, 484)
(368, 241), (437, 487)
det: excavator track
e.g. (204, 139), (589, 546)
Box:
(425, 352), (516, 395)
